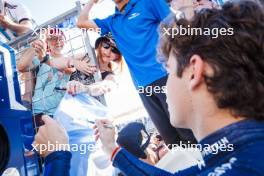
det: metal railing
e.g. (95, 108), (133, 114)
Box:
(11, 1), (106, 118)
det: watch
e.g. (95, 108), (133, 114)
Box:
(67, 58), (75, 68)
(40, 54), (50, 64)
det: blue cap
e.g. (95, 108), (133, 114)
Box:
(116, 122), (150, 159)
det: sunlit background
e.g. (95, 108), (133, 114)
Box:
(16, 0), (148, 122)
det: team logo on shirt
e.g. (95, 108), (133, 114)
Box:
(207, 157), (237, 176)
(128, 13), (140, 20)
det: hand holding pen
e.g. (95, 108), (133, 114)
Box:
(87, 120), (114, 129)
(93, 119), (118, 157)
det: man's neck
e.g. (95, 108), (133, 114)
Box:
(191, 103), (245, 141)
(116, 0), (129, 12)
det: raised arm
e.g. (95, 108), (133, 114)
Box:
(1, 0), (33, 35)
(77, 0), (99, 30)
(17, 39), (47, 72)
(16, 47), (35, 72)
(0, 16), (33, 35)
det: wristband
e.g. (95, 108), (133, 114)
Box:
(110, 146), (121, 161)
(67, 58), (74, 68)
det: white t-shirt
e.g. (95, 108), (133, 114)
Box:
(0, 0), (32, 42)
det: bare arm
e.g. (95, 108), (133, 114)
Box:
(16, 47), (35, 72)
(99, 74), (119, 92)
(77, 0), (99, 30)
(17, 39), (47, 72)
(0, 15), (33, 35)
(49, 53), (97, 75)
(49, 53), (86, 69)
(67, 74), (118, 96)
(8, 20), (32, 35)
(87, 74), (118, 95)
(49, 55), (72, 70)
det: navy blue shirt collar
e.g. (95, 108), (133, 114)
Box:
(199, 119), (264, 165)
(199, 119), (260, 146)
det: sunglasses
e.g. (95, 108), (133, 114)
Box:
(47, 36), (65, 42)
(102, 42), (120, 54)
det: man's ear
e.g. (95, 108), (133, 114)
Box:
(189, 54), (204, 90)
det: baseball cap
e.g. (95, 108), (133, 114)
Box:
(95, 33), (117, 49)
(116, 122), (151, 159)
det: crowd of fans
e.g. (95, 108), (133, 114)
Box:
(1, 0), (264, 175)
(17, 29), (123, 117)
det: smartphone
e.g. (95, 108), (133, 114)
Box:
(33, 113), (45, 130)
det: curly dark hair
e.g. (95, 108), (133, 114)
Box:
(159, 0), (264, 120)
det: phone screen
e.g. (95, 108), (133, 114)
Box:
(33, 113), (45, 130)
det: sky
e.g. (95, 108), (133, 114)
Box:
(16, 0), (115, 24)
(16, 0), (80, 24)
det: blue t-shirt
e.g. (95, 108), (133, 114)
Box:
(94, 0), (170, 88)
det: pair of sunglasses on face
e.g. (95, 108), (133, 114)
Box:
(47, 36), (65, 42)
(102, 42), (120, 54)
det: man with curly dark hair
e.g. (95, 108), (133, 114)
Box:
(92, 0), (264, 175)
(32, 0), (264, 175)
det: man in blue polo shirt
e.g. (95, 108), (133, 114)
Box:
(77, 0), (197, 146)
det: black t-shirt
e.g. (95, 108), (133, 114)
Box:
(101, 71), (112, 80)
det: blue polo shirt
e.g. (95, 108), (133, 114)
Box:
(94, 0), (170, 88)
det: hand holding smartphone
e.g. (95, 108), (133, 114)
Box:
(33, 113), (45, 130)
(170, 0), (195, 20)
